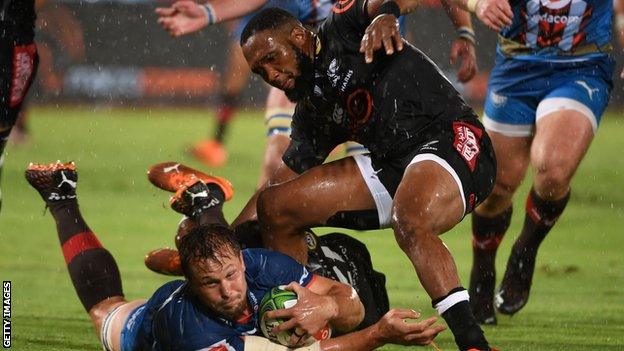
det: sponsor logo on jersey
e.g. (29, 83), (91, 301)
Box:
(346, 88), (373, 132)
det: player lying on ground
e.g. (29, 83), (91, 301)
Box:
(233, 1), (498, 350)
(25, 161), (445, 350)
(144, 161), (392, 331)
(155, 0), (478, 188)
(451, 0), (621, 324)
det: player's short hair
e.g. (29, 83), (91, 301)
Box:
(240, 7), (299, 46)
(178, 224), (241, 279)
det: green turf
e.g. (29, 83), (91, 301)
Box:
(1, 106), (623, 350)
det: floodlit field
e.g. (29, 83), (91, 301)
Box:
(1, 106), (623, 350)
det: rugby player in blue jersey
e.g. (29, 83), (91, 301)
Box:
(453, 0), (619, 324)
(25, 161), (445, 351)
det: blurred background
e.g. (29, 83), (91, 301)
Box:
(23, 0), (624, 110)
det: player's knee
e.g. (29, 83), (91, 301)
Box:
(256, 187), (298, 230)
(391, 207), (438, 251)
(533, 164), (572, 198)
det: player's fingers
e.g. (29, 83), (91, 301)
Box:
(496, 0), (514, 25)
(390, 308), (421, 320)
(154, 7), (175, 16)
(449, 44), (459, 65)
(360, 32), (371, 53)
(288, 328), (308, 346)
(265, 307), (294, 320)
(284, 282), (304, 295)
(392, 30), (403, 52)
(272, 317), (298, 334)
(382, 35), (394, 55)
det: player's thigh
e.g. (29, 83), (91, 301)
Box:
(258, 156), (378, 228)
(98, 299), (146, 351)
(393, 160), (464, 236)
(531, 110), (594, 183)
(392, 121), (497, 234)
(531, 71), (610, 181)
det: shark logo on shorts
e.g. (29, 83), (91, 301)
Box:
(575, 80), (599, 101)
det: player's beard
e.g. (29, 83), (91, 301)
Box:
(284, 44), (315, 103)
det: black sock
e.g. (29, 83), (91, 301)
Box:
(519, 188), (570, 250)
(469, 207), (513, 309)
(49, 199), (123, 311)
(195, 183), (227, 227)
(433, 288), (489, 350)
(213, 93), (238, 142)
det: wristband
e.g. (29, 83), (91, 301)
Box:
(457, 26), (476, 45)
(466, 0), (479, 12)
(377, 1), (401, 18)
(200, 3), (216, 25)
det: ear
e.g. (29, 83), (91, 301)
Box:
(289, 25), (308, 48)
(239, 252), (246, 270)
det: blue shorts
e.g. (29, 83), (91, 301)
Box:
(483, 53), (615, 137)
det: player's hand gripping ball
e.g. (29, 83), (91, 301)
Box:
(259, 286), (332, 346)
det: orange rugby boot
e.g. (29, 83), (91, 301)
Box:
(191, 140), (227, 168)
(144, 248), (183, 276)
(147, 161), (233, 201)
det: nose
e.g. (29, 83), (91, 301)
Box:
(220, 281), (233, 299)
(266, 67), (282, 85)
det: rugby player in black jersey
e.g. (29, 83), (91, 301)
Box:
(234, 1), (497, 350)
(0, 0), (38, 212)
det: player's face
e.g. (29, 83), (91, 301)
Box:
(242, 29), (314, 102)
(188, 252), (249, 320)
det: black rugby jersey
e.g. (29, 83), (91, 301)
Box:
(283, 0), (477, 173)
(0, 0), (36, 42)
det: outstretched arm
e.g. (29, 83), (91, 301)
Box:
(452, 0), (513, 32)
(244, 309), (445, 351)
(155, 0), (268, 37)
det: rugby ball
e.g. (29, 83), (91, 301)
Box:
(259, 286), (332, 346)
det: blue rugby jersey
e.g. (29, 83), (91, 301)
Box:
(498, 0), (613, 61)
(131, 249), (314, 351)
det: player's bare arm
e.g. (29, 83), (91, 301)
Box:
(453, 0), (513, 32)
(265, 277), (365, 346)
(441, 0), (477, 82)
(155, 0), (268, 37)
(246, 309), (445, 350)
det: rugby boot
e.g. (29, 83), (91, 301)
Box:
(143, 217), (195, 277)
(469, 253), (497, 325)
(191, 140), (228, 168)
(169, 179), (224, 218)
(25, 161), (77, 203)
(495, 244), (538, 315)
(147, 161), (233, 200)
(144, 248), (183, 276)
